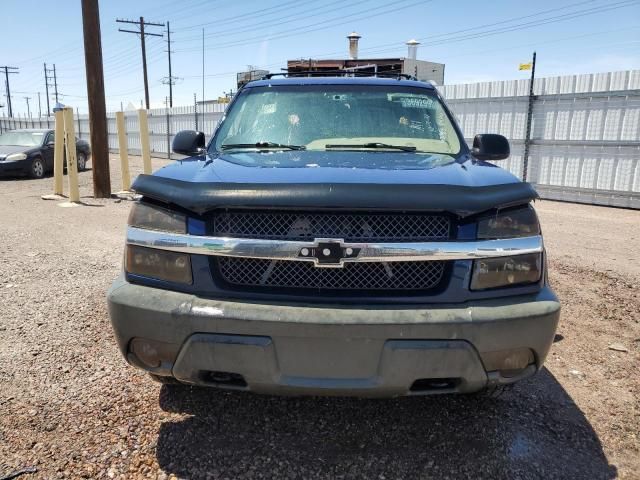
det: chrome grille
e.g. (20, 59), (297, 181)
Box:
(216, 258), (446, 292)
(211, 211), (450, 242)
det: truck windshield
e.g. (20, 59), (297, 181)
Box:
(212, 84), (462, 155)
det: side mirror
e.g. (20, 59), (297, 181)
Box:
(471, 134), (510, 161)
(172, 130), (206, 156)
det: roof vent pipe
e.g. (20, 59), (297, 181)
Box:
(347, 32), (361, 60)
(406, 39), (420, 60)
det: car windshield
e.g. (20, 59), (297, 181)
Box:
(0, 131), (44, 147)
(212, 84), (462, 155)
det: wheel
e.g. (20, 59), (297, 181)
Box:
(148, 373), (183, 385)
(77, 152), (87, 171)
(30, 157), (45, 179)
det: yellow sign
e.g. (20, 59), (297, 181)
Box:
(519, 62), (533, 71)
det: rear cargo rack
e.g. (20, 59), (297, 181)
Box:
(261, 71), (417, 81)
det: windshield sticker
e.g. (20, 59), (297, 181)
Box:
(398, 97), (437, 109)
(260, 103), (277, 115)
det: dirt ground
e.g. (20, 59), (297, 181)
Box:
(0, 155), (638, 479)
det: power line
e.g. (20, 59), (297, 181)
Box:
(175, 0), (310, 33)
(309, 0), (637, 59)
(174, 0), (320, 39)
(174, 0), (366, 43)
(173, 0), (635, 54)
(175, 0), (425, 52)
(117, 17), (164, 109)
(357, 0), (640, 56)
(1, 66), (19, 117)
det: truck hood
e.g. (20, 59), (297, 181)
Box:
(133, 151), (538, 217)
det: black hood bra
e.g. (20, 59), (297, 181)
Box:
(132, 174), (538, 217)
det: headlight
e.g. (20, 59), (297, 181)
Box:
(477, 206), (539, 239)
(470, 253), (542, 290)
(128, 202), (186, 233)
(6, 152), (27, 161)
(125, 245), (192, 284)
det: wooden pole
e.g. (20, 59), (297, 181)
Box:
(63, 108), (80, 203)
(522, 51), (536, 182)
(116, 111), (131, 191)
(81, 0), (111, 198)
(53, 110), (65, 195)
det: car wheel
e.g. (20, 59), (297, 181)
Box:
(30, 157), (45, 179)
(77, 152), (87, 171)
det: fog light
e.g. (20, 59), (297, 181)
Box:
(482, 348), (535, 376)
(128, 338), (179, 369)
(470, 253), (541, 290)
(125, 245), (192, 284)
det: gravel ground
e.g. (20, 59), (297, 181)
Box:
(0, 156), (638, 479)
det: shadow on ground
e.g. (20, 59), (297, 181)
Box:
(156, 369), (615, 479)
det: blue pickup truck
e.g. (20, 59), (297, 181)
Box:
(107, 74), (560, 397)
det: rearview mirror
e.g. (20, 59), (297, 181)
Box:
(471, 134), (510, 161)
(172, 130), (206, 156)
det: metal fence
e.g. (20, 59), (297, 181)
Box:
(438, 70), (640, 209)
(0, 102), (227, 160)
(1, 70), (638, 208)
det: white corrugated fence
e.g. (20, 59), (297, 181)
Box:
(1, 70), (638, 208)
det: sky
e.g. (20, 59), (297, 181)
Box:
(1, 0), (639, 115)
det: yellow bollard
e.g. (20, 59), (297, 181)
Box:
(42, 110), (66, 200)
(62, 107), (80, 204)
(116, 111), (131, 192)
(138, 109), (152, 174)
(53, 110), (65, 195)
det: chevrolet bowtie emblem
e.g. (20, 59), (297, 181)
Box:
(298, 239), (361, 268)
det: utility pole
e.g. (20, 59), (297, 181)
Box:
(202, 28), (205, 103)
(522, 51), (537, 182)
(44, 63), (59, 110)
(53, 64), (59, 103)
(161, 21), (178, 107)
(117, 16), (164, 110)
(24, 96), (31, 118)
(194, 93), (198, 130)
(1, 66), (19, 117)
(37, 92), (42, 118)
(44, 63), (50, 116)
(82, 0), (111, 198)
(167, 22), (173, 107)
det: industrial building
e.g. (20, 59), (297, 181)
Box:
(286, 33), (445, 84)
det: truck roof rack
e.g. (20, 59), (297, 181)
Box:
(261, 71), (417, 81)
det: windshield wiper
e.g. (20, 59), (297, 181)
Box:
(325, 142), (416, 152)
(221, 141), (306, 151)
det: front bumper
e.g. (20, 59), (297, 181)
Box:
(107, 275), (560, 397)
(0, 159), (30, 176)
